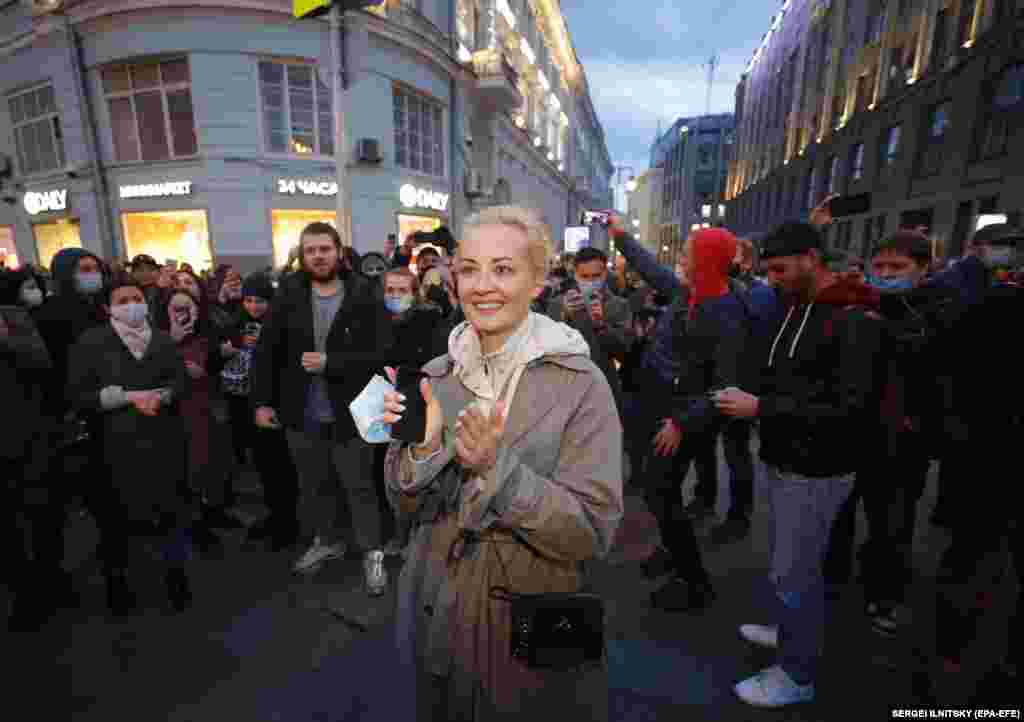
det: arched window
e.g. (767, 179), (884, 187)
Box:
(975, 64), (1024, 160)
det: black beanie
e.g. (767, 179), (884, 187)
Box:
(759, 222), (824, 260)
(241, 273), (275, 301)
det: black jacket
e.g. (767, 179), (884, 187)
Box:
(250, 270), (391, 439)
(389, 304), (446, 370)
(752, 280), (886, 477)
(669, 294), (749, 436)
(0, 306), (52, 474)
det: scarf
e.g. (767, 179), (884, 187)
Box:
(110, 317), (152, 360)
(448, 313), (536, 517)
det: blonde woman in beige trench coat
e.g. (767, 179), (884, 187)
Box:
(381, 205), (624, 721)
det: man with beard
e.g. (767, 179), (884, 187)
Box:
(251, 223), (389, 591)
(715, 221), (885, 708)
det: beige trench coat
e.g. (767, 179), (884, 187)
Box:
(384, 350), (624, 722)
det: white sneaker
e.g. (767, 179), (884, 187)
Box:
(735, 665), (815, 707)
(364, 550), (388, 596)
(293, 537), (345, 574)
(739, 624), (779, 650)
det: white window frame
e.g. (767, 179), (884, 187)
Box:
(103, 59), (198, 164)
(7, 82), (65, 177)
(258, 60), (334, 159)
(392, 84), (447, 179)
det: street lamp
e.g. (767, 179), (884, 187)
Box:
(626, 178), (637, 192)
(632, 218), (640, 228)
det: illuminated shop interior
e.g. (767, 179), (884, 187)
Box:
(271, 209), (338, 269)
(397, 214), (444, 274)
(121, 210), (212, 271)
(32, 219), (82, 270)
(0, 227), (19, 268)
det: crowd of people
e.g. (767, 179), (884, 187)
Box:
(2, 199), (1021, 717)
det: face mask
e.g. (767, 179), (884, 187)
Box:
(984, 247), (1016, 269)
(384, 295), (413, 314)
(110, 302), (149, 328)
(578, 279), (605, 298)
(866, 274), (915, 293)
(21, 287), (44, 307)
(75, 272), (103, 295)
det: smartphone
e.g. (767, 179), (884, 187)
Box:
(391, 367), (428, 444)
(175, 306), (191, 326)
(828, 194), (871, 218)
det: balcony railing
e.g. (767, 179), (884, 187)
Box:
(472, 48), (520, 89)
(373, 0), (449, 51)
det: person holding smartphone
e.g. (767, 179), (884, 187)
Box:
(379, 205), (623, 721)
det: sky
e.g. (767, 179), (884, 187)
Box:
(560, 0), (786, 178)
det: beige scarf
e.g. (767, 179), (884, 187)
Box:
(448, 313), (536, 514)
(110, 317), (152, 360)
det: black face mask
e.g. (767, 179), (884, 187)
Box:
(425, 285), (452, 316)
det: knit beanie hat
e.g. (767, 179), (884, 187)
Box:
(241, 273), (275, 301)
(759, 222), (824, 260)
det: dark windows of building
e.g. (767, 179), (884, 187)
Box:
(899, 207), (934, 233)
(882, 124), (902, 169)
(850, 142), (865, 180)
(258, 61), (332, 157)
(866, 1), (886, 45)
(393, 85), (446, 177)
(103, 60), (197, 162)
(7, 84), (65, 176)
(974, 64), (1023, 160)
(824, 155), (839, 195)
(957, 0), (976, 48)
(918, 101), (951, 177)
(929, 8), (949, 73)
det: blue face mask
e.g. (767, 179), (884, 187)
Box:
(75, 272), (103, 295)
(578, 279), (605, 298)
(866, 274), (915, 293)
(384, 295), (413, 314)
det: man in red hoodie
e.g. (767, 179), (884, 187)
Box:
(642, 227), (751, 613)
(715, 221), (886, 708)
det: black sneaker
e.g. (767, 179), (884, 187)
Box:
(683, 499), (715, 521)
(641, 546), (676, 579)
(165, 566), (192, 614)
(709, 517), (751, 546)
(650, 577), (715, 613)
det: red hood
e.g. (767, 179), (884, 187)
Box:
(689, 228), (737, 316)
(813, 275), (881, 311)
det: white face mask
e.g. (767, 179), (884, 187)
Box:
(20, 287), (44, 307)
(110, 302), (149, 328)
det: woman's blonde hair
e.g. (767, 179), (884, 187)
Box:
(460, 205), (552, 281)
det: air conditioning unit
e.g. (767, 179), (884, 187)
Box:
(356, 138), (382, 164)
(465, 170), (485, 197)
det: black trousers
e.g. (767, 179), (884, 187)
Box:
(227, 394), (299, 529)
(824, 437), (930, 603)
(934, 439), (1021, 665)
(693, 421), (755, 520)
(642, 433), (713, 585)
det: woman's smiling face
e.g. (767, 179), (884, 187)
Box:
(454, 223), (543, 353)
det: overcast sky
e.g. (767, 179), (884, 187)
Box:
(560, 0), (785, 177)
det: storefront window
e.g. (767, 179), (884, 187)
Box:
(121, 210), (212, 271)
(32, 219), (82, 270)
(271, 209), (337, 269)
(0, 226), (19, 269)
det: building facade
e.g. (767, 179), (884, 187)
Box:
(0, 0), (612, 273)
(726, 0), (1024, 261)
(625, 167), (660, 256)
(648, 113), (734, 267)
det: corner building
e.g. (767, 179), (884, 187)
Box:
(0, 0), (612, 273)
(726, 0), (1024, 260)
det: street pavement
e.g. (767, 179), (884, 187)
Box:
(3, 438), (1018, 721)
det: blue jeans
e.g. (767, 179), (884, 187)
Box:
(766, 466), (854, 684)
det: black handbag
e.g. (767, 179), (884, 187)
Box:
(487, 537), (605, 670)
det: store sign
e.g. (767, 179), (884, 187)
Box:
(23, 189), (67, 215)
(278, 179), (338, 196)
(400, 184), (448, 212)
(119, 181), (192, 199)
